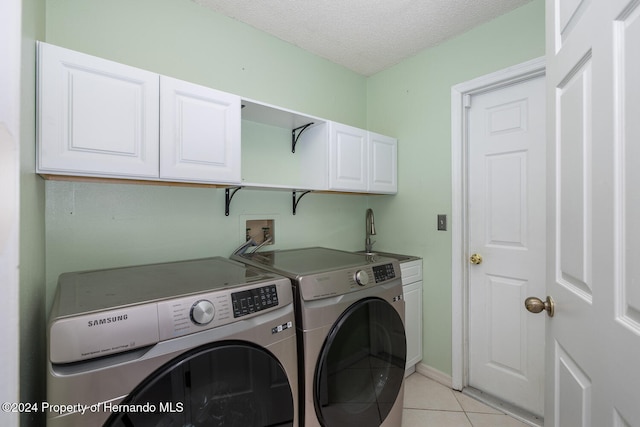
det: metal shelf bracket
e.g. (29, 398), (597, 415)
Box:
(225, 187), (243, 216)
(291, 122), (314, 153)
(292, 190), (312, 215)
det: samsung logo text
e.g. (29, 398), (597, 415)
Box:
(88, 314), (128, 327)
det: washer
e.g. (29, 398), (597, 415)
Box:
(232, 247), (406, 427)
(47, 257), (297, 427)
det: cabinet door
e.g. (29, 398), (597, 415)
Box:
(37, 42), (159, 178)
(328, 122), (368, 192)
(160, 77), (241, 184)
(403, 281), (423, 371)
(369, 132), (397, 193)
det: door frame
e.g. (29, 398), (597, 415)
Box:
(0, 0), (22, 424)
(450, 57), (546, 391)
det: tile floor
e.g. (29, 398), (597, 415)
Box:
(402, 373), (531, 427)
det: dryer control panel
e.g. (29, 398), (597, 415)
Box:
(372, 263), (396, 283)
(231, 284), (279, 318)
(297, 259), (401, 301)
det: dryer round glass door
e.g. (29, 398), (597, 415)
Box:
(103, 341), (294, 427)
(314, 297), (406, 426)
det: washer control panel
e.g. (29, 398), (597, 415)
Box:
(354, 270), (370, 286)
(372, 263), (396, 283)
(190, 299), (216, 325)
(231, 284), (279, 318)
(158, 292), (232, 339)
(157, 278), (291, 341)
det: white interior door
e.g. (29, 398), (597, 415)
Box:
(544, 0), (640, 425)
(467, 75), (546, 417)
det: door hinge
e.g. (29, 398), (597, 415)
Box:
(463, 94), (472, 109)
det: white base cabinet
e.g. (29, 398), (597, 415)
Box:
(401, 259), (423, 376)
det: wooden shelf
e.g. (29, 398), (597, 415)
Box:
(39, 174), (228, 189)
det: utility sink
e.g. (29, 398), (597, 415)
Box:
(355, 250), (420, 263)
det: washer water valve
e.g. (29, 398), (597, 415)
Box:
(245, 219), (275, 246)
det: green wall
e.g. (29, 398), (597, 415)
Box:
(366, 0), (545, 374)
(37, 0), (545, 404)
(20, 0), (46, 424)
(45, 0), (366, 127)
(43, 0), (372, 316)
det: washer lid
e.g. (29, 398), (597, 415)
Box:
(52, 257), (280, 318)
(233, 247), (392, 276)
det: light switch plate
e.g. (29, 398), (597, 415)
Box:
(437, 214), (447, 231)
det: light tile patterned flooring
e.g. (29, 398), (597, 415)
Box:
(402, 373), (531, 427)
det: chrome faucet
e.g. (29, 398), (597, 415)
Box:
(365, 208), (376, 253)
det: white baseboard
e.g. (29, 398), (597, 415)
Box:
(404, 365), (416, 377)
(415, 363), (453, 389)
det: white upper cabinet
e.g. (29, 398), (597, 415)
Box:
(37, 42), (160, 179)
(37, 42), (241, 184)
(160, 76), (241, 184)
(328, 122), (397, 193)
(369, 132), (397, 194)
(36, 43), (397, 194)
(329, 122), (368, 192)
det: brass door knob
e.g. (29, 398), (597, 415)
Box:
(525, 296), (555, 317)
(469, 253), (483, 265)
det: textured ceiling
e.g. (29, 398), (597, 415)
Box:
(193, 0), (533, 76)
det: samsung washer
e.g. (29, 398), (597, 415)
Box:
(232, 247), (406, 427)
(47, 257), (297, 426)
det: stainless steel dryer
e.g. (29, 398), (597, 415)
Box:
(232, 247), (406, 427)
(47, 257), (297, 427)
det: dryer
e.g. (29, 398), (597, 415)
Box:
(47, 257), (297, 427)
(232, 247), (406, 427)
